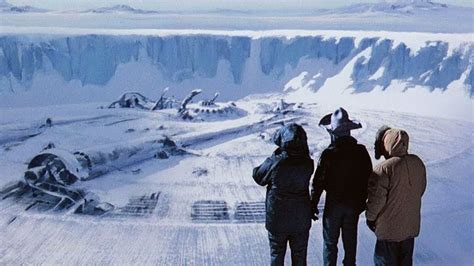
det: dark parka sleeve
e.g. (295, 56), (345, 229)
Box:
(252, 151), (285, 186)
(311, 150), (329, 207)
(359, 146), (373, 203)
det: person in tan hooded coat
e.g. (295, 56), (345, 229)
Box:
(366, 127), (427, 266)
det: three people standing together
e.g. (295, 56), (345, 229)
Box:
(253, 108), (427, 266)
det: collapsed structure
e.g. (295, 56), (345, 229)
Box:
(179, 91), (245, 120)
(109, 89), (179, 111)
(177, 89), (203, 119)
(3, 136), (183, 214)
(108, 92), (156, 109)
(108, 88), (246, 121)
(151, 87), (179, 110)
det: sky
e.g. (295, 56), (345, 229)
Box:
(6, 0), (474, 11)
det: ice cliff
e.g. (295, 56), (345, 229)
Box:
(0, 31), (472, 105)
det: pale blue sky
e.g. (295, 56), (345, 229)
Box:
(7, 0), (473, 11)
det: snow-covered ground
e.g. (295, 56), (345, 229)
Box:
(0, 94), (473, 264)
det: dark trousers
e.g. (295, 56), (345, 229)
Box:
(323, 204), (360, 266)
(374, 238), (414, 266)
(268, 230), (309, 266)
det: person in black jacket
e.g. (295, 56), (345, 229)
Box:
(253, 123), (314, 266)
(311, 108), (372, 266)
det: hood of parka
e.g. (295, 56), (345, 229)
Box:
(272, 123), (310, 157)
(383, 128), (409, 158)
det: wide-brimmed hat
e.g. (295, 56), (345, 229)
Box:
(319, 107), (362, 135)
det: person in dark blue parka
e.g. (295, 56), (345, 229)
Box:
(253, 123), (314, 266)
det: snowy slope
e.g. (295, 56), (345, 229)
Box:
(0, 29), (472, 119)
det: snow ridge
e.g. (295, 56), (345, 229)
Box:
(82, 5), (159, 14)
(0, 0), (48, 13)
(320, 0), (449, 15)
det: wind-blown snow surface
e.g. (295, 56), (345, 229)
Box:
(0, 29), (472, 119)
(0, 97), (472, 264)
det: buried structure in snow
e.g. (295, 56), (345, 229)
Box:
(3, 136), (183, 214)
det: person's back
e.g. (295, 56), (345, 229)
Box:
(311, 108), (372, 266)
(371, 154), (426, 241)
(318, 136), (372, 211)
(366, 127), (427, 266)
(265, 150), (314, 233)
(253, 123), (314, 266)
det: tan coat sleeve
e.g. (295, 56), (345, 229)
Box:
(366, 164), (389, 221)
(420, 162), (427, 196)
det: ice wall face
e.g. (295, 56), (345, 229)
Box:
(0, 35), (252, 87)
(0, 33), (472, 101)
(351, 40), (472, 93)
(0, 36), (141, 86)
(47, 36), (141, 86)
(260, 37), (356, 77)
(145, 36), (251, 83)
